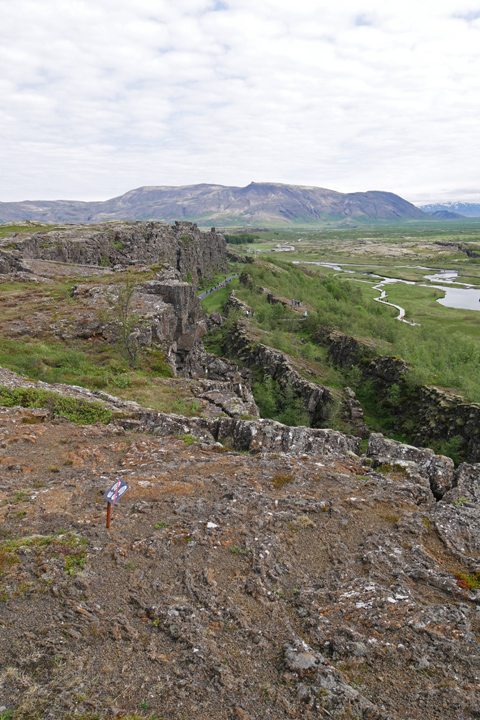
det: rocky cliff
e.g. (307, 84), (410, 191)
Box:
(217, 295), (367, 435)
(0, 220), (229, 379)
(0, 220), (227, 284)
(316, 326), (480, 462)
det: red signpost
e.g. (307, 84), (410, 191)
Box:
(104, 478), (130, 529)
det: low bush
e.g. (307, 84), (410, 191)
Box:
(270, 473), (292, 488)
(252, 376), (309, 427)
(0, 385), (112, 425)
(454, 571), (480, 590)
(224, 233), (258, 245)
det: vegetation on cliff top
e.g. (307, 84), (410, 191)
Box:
(0, 275), (211, 417)
(0, 385), (112, 425)
(231, 259), (480, 403)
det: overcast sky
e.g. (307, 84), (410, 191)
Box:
(1, 0), (479, 205)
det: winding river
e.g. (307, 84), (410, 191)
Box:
(293, 262), (480, 324)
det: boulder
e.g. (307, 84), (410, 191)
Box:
(367, 433), (454, 498)
(442, 463), (480, 504)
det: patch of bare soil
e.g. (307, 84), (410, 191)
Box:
(1, 407), (480, 719)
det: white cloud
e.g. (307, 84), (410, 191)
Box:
(1, 0), (480, 203)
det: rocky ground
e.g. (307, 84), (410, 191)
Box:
(1, 224), (480, 719)
(304, 239), (465, 260)
(1, 386), (480, 719)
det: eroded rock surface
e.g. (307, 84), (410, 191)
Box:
(367, 433), (455, 499)
(1, 395), (480, 719)
(0, 221), (227, 284)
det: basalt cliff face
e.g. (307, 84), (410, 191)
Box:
(0, 220), (228, 379)
(0, 221), (227, 285)
(217, 288), (367, 436)
(316, 326), (480, 463)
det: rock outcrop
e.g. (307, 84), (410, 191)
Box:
(2, 370), (480, 719)
(3, 335), (480, 720)
(0, 249), (22, 274)
(141, 267), (208, 372)
(218, 304), (367, 435)
(67, 265), (207, 376)
(0, 364), (359, 457)
(367, 433), (455, 499)
(0, 223), (229, 377)
(316, 326), (480, 463)
(224, 324), (335, 426)
(0, 220), (227, 284)
(442, 462), (480, 504)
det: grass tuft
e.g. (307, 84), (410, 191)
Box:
(270, 473), (293, 488)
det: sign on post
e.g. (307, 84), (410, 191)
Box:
(104, 478), (130, 528)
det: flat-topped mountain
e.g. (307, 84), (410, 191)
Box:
(0, 182), (428, 225)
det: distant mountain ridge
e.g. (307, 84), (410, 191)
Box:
(0, 182), (428, 226)
(428, 210), (465, 220)
(419, 201), (480, 218)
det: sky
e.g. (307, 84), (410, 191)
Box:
(1, 0), (480, 205)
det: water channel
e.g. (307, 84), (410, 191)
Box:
(294, 261), (480, 317)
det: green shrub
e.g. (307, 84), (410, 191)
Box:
(435, 435), (465, 465)
(144, 348), (172, 378)
(454, 571), (480, 590)
(387, 383), (402, 405)
(355, 379), (378, 407)
(0, 385), (112, 425)
(252, 376), (309, 427)
(224, 233), (257, 245)
(104, 276), (149, 367)
(65, 551), (87, 575)
(270, 473), (292, 488)
(344, 366), (362, 389)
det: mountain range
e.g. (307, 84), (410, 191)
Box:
(420, 201), (480, 218)
(0, 182), (428, 226)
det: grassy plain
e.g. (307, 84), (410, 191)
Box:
(377, 283), (480, 341)
(0, 223), (63, 238)
(225, 218), (480, 266)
